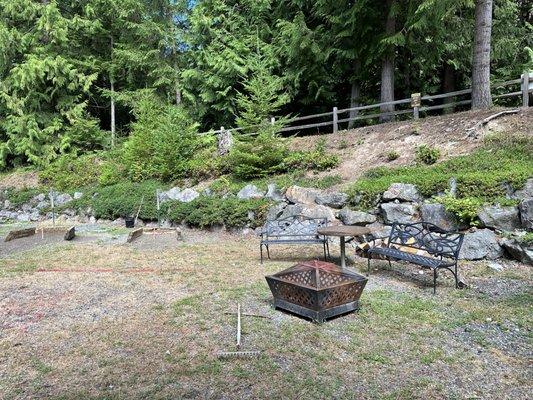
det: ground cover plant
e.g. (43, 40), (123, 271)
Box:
(0, 228), (531, 399)
(347, 133), (533, 214)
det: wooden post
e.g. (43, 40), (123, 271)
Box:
(522, 71), (530, 108)
(333, 107), (338, 134)
(49, 191), (55, 226)
(411, 93), (421, 119)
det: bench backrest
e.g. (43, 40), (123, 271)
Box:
(388, 222), (464, 259)
(264, 215), (328, 238)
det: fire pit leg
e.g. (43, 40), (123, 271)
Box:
(340, 236), (346, 268)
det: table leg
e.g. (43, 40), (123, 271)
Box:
(340, 236), (346, 268)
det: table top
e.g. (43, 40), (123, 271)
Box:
(317, 225), (371, 237)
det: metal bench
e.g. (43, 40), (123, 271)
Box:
(259, 216), (330, 264)
(367, 222), (464, 294)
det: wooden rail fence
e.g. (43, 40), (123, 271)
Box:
(200, 72), (532, 137)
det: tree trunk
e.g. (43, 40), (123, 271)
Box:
(442, 63), (456, 114)
(110, 78), (115, 147)
(380, 0), (396, 122)
(471, 0), (493, 109)
(348, 61), (361, 129)
(110, 36), (115, 147)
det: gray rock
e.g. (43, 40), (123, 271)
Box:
(478, 205), (521, 231)
(315, 192), (349, 209)
(35, 200), (49, 210)
(174, 188), (200, 203)
(73, 192), (83, 200)
(487, 261), (504, 271)
(33, 193), (46, 203)
(459, 229), (503, 260)
(266, 202), (287, 220)
(382, 183), (421, 202)
(513, 178), (533, 200)
(202, 188), (213, 197)
(237, 184), (264, 200)
(217, 129), (233, 155)
(3, 199), (11, 209)
(500, 238), (532, 265)
(381, 202), (419, 224)
(265, 184), (284, 202)
(420, 203), (460, 231)
(285, 186), (322, 205)
(448, 177), (458, 198)
(337, 208), (376, 226)
(278, 204), (336, 222)
(0, 210), (18, 221)
(366, 222), (393, 238)
(16, 212), (31, 222)
(163, 186), (182, 201)
(54, 193), (73, 206)
(518, 198), (533, 230)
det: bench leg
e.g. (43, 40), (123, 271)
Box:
(454, 263), (459, 289)
(260, 244), (264, 265)
(326, 240), (330, 259)
(323, 241), (327, 261)
(433, 269), (438, 295)
(266, 244), (270, 259)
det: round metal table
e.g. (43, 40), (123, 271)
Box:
(317, 225), (371, 268)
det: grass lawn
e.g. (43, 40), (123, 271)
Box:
(0, 229), (531, 399)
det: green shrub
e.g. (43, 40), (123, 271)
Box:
(228, 131), (289, 179)
(122, 93), (205, 182)
(415, 145), (440, 165)
(167, 196), (270, 228)
(518, 232), (533, 247)
(90, 181), (162, 220)
(434, 195), (482, 226)
(40, 153), (103, 191)
(285, 139), (339, 171)
(4, 187), (43, 207)
(386, 151), (399, 161)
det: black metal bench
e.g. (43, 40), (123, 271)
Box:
(260, 216), (330, 264)
(367, 222), (464, 294)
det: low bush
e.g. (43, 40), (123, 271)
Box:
(386, 151), (399, 161)
(415, 144), (440, 165)
(3, 187), (43, 207)
(40, 153), (103, 191)
(433, 195), (482, 226)
(167, 196), (270, 228)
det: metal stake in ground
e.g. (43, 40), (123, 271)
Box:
(49, 190), (56, 226)
(217, 303), (261, 359)
(156, 189), (161, 228)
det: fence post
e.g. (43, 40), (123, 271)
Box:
(522, 72), (530, 108)
(333, 107), (338, 134)
(411, 93), (421, 119)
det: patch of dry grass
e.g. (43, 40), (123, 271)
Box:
(0, 232), (531, 399)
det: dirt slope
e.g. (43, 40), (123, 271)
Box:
(290, 107), (533, 184)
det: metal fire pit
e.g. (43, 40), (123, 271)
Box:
(265, 260), (368, 323)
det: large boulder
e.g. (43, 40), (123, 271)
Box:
(237, 184), (264, 200)
(174, 188), (200, 203)
(381, 202), (419, 224)
(513, 178), (533, 200)
(459, 229), (503, 260)
(420, 203), (460, 231)
(382, 183), (421, 202)
(278, 204), (336, 222)
(265, 183), (284, 202)
(337, 208), (376, 226)
(478, 205), (521, 231)
(266, 202), (287, 220)
(315, 192), (349, 209)
(366, 221), (393, 238)
(518, 198), (533, 230)
(285, 186), (322, 205)
(500, 238), (533, 265)
(162, 186), (181, 201)
(53, 193), (73, 206)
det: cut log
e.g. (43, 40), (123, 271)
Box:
(5, 227), (36, 242)
(127, 228), (143, 243)
(465, 109), (519, 138)
(64, 226), (76, 241)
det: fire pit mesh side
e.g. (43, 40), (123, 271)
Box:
(320, 283), (366, 308)
(267, 280), (317, 309)
(276, 269), (316, 287)
(318, 271), (354, 288)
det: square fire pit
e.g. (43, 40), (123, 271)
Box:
(265, 260), (368, 323)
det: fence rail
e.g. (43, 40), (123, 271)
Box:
(200, 72), (532, 137)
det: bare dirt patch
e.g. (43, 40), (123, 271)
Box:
(290, 107), (533, 183)
(0, 170), (40, 191)
(0, 231), (531, 399)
